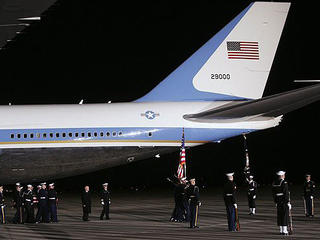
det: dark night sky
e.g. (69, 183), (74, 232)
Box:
(0, 1), (320, 191)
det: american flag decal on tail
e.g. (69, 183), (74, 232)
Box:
(226, 41), (259, 60)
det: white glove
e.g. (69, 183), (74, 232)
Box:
(253, 195), (256, 199)
(109, 201), (111, 204)
(101, 201), (105, 205)
(198, 202), (202, 207)
(288, 203), (292, 210)
(234, 204), (237, 209)
(311, 196), (313, 199)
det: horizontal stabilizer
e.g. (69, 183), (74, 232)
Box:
(184, 84), (320, 122)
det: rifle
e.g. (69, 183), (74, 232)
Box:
(235, 206), (240, 231)
(288, 192), (293, 235)
(312, 197), (314, 216)
(1, 205), (5, 224)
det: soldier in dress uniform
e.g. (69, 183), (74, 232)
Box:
(23, 185), (35, 223)
(48, 183), (58, 222)
(223, 172), (238, 232)
(81, 185), (91, 221)
(100, 183), (111, 220)
(303, 174), (315, 217)
(272, 171), (291, 235)
(36, 182), (49, 223)
(12, 183), (24, 224)
(34, 184), (41, 221)
(186, 178), (201, 228)
(247, 175), (257, 215)
(0, 185), (6, 224)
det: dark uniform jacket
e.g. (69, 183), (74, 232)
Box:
(187, 185), (200, 205)
(81, 191), (91, 212)
(100, 190), (110, 204)
(38, 189), (48, 204)
(272, 179), (289, 205)
(13, 190), (24, 207)
(223, 180), (237, 206)
(23, 190), (34, 206)
(0, 191), (4, 206)
(247, 180), (257, 197)
(48, 189), (58, 204)
(304, 180), (315, 198)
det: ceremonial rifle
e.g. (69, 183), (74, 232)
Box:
(235, 206), (240, 231)
(288, 192), (293, 235)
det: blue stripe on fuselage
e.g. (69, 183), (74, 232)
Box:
(0, 127), (254, 144)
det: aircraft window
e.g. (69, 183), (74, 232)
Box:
(75, 133), (79, 137)
(69, 133), (72, 137)
(24, 134), (27, 138)
(62, 133), (66, 138)
(106, 132), (110, 137)
(56, 133), (60, 138)
(43, 133), (47, 138)
(94, 132), (98, 137)
(30, 133), (34, 138)
(112, 132), (116, 137)
(10, 134), (14, 139)
(36, 133), (40, 138)
(118, 131), (123, 136)
(81, 132), (85, 137)
(50, 133), (53, 138)
(17, 134), (21, 139)
(100, 132), (104, 137)
(88, 132), (92, 137)
(148, 132), (152, 137)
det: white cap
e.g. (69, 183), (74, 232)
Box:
(37, 185), (41, 188)
(226, 172), (234, 177)
(27, 184), (32, 188)
(249, 175), (254, 179)
(49, 183), (54, 187)
(276, 171), (286, 176)
(102, 183), (108, 186)
(16, 182), (21, 186)
(41, 182), (47, 186)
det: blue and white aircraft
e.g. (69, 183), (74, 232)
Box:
(0, 2), (319, 184)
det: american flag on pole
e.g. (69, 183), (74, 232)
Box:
(226, 41), (259, 60)
(177, 128), (187, 180)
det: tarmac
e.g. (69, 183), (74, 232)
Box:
(0, 186), (319, 239)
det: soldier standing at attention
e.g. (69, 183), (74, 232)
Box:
(0, 185), (6, 224)
(48, 183), (58, 222)
(186, 178), (200, 228)
(12, 183), (24, 224)
(303, 174), (315, 217)
(23, 185), (35, 223)
(36, 182), (49, 223)
(100, 183), (111, 220)
(223, 172), (238, 232)
(81, 185), (91, 221)
(272, 171), (291, 235)
(247, 175), (257, 215)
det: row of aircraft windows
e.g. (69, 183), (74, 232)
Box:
(10, 131), (153, 139)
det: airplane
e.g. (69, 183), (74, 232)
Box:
(1, 2), (320, 184)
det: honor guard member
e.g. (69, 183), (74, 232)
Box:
(186, 178), (201, 228)
(247, 175), (257, 215)
(23, 185), (35, 223)
(272, 171), (291, 235)
(48, 183), (58, 222)
(303, 174), (315, 217)
(0, 185), (6, 224)
(223, 172), (238, 232)
(35, 184), (41, 221)
(36, 182), (49, 223)
(81, 185), (91, 221)
(100, 183), (111, 220)
(12, 183), (24, 224)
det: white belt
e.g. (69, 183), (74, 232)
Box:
(249, 188), (255, 191)
(49, 198), (56, 200)
(226, 194), (233, 196)
(276, 193), (284, 196)
(40, 197), (46, 199)
(25, 199), (31, 202)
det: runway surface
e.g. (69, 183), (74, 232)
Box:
(1, 186), (319, 239)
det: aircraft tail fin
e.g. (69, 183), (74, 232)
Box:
(136, 2), (291, 102)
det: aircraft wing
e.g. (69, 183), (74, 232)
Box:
(0, 0), (57, 49)
(184, 84), (320, 122)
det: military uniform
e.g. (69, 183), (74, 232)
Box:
(36, 185), (49, 223)
(0, 187), (5, 224)
(303, 178), (315, 217)
(48, 185), (58, 222)
(170, 180), (188, 222)
(23, 187), (35, 223)
(81, 189), (91, 221)
(12, 187), (24, 224)
(223, 176), (237, 231)
(247, 177), (257, 215)
(186, 182), (200, 228)
(100, 186), (110, 220)
(272, 171), (290, 235)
